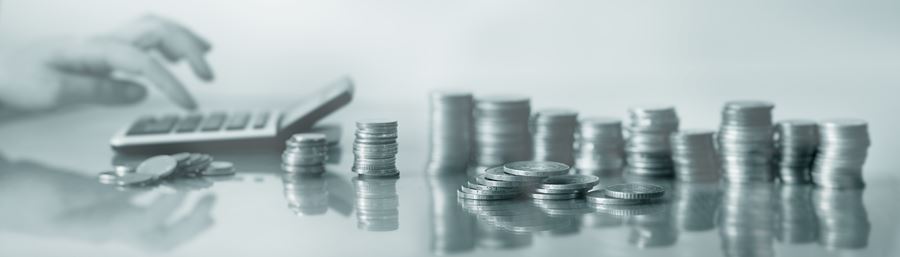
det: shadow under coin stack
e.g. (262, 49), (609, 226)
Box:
(474, 95), (531, 166)
(428, 90), (473, 171)
(625, 106), (679, 176)
(718, 100), (775, 183)
(670, 129), (720, 182)
(353, 119), (400, 177)
(530, 109), (578, 166)
(811, 119), (870, 189)
(282, 133), (328, 175)
(774, 120), (819, 184)
(575, 117), (625, 174)
(353, 176), (400, 231)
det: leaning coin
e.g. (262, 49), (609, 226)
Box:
(97, 171), (119, 184)
(116, 173), (157, 187)
(586, 190), (658, 205)
(540, 174), (600, 190)
(603, 184), (666, 199)
(475, 174), (526, 188)
(457, 189), (516, 200)
(529, 192), (578, 200)
(201, 161), (236, 176)
(137, 155), (178, 179)
(483, 166), (543, 182)
(503, 161), (570, 177)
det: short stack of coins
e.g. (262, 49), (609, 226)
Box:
(531, 174), (600, 200)
(670, 129), (720, 182)
(530, 109), (578, 166)
(353, 119), (400, 177)
(575, 117), (625, 173)
(625, 105), (680, 175)
(428, 90), (473, 171)
(811, 119), (870, 189)
(774, 120), (819, 183)
(474, 95), (532, 166)
(282, 133), (329, 175)
(586, 183), (666, 208)
(718, 100), (775, 183)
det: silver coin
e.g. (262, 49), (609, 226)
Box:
(113, 165), (135, 176)
(116, 173), (157, 186)
(539, 174), (600, 190)
(483, 166), (541, 182)
(466, 181), (522, 193)
(459, 185), (520, 197)
(586, 190), (658, 205)
(603, 183), (665, 199)
(97, 171), (119, 184)
(474, 174), (527, 188)
(283, 164), (326, 175)
(528, 192), (578, 200)
(202, 161), (236, 176)
(457, 189), (516, 200)
(290, 133), (327, 143)
(171, 152), (191, 163)
(503, 161), (570, 177)
(533, 187), (580, 194)
(137, 155), (178, 179)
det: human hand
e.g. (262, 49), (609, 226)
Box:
(0, 14), (213, 111)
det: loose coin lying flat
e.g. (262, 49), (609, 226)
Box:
(202, 161), (236, 176)
(586, 190), (659, 205)
(137, 155), (178, 179)
(459, 185), (520, 197)
(503, 161), (570, 177)
(603, 184), (665, 199)
(529, 192), (578, 200)
(533, 187), (580, 194)
(116, 173), (157, 186)
(540, 174), (600, 190)
(483, 166), (542, 182)
(457, 189), (516, 200)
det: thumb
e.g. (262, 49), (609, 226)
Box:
(58, 74), (148, 106)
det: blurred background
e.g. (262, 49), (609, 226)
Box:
(1, 0), (898, 173)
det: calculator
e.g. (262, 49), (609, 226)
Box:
(110, 76), (354, 152)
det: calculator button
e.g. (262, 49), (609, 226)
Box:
(142, 114), (179, 134)
(252, 112), (270, 129)
(226, 112), (250, 130)
(200, 112), (228, 131)
(175, 114), (204, 133)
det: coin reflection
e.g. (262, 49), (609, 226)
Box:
(427, 172), (475, 255)
(353, 176), (400, 231)
(775, 184), (817, 244)
(813, 187), (870, 251)
(673, 181), (720, 232)
(718, 183), (775, 257)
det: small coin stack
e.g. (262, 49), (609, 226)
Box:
(774, 120), (819, 184)
(574, 117), (625, 173)
(282, 133), (329, 175)
(456, 161), (573, 201)
(586, 183), (666, 207)
(353, 176), (400, 231)
(428, 90), (473, 171)
(625, 106), (680, 175)
(474, 95), (532, 166)
(811, 119), (870, 189)
(530, 174), (600, 200)
(670, 129), (720, 182)
(718, 100), (775, 183)
(98, 153), (235, 187)
(353, 119), (400, 177)
(530, 109), (578, 166)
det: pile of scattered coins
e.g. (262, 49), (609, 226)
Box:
(282, 133), (329, 175)
(98, 153), (235, 187)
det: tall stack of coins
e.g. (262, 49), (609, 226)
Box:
(575, 117), (625, 173)
(625, 105), (679, 176)
(718, 100), (775, 183)
(531, 109), (578, 166)
(811, 119), (870, 189)
(670, 129), (720, 182)
(428, 90), (473, 171)
(474, 95), (531, 166)
(353, 119), (400, 177)
(774, 120), (819, 183)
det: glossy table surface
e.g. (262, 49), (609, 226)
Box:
(0, 100), (898, 257)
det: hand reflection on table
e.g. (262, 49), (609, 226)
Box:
(0, 157), (216, 252)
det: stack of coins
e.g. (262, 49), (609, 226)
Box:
(282, 133), (329, 175)
(474, 95), (532, 166)
(575, 117), (625, 173)
(98, 153), (234, 187)
(625, 106), (679, 175)
(811, 119), (870, 189)
(774, 120), (819, 183)
(586, 183), (666, 208)
(354, 176), (400, 231)
(457, 161), (571, 201)
(530, 109), (578, 166)
(670, 129), (720, 182)
(428, 90), (473, 171)
(718, 100), (775, 183)
(353, 119), (400, 177)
